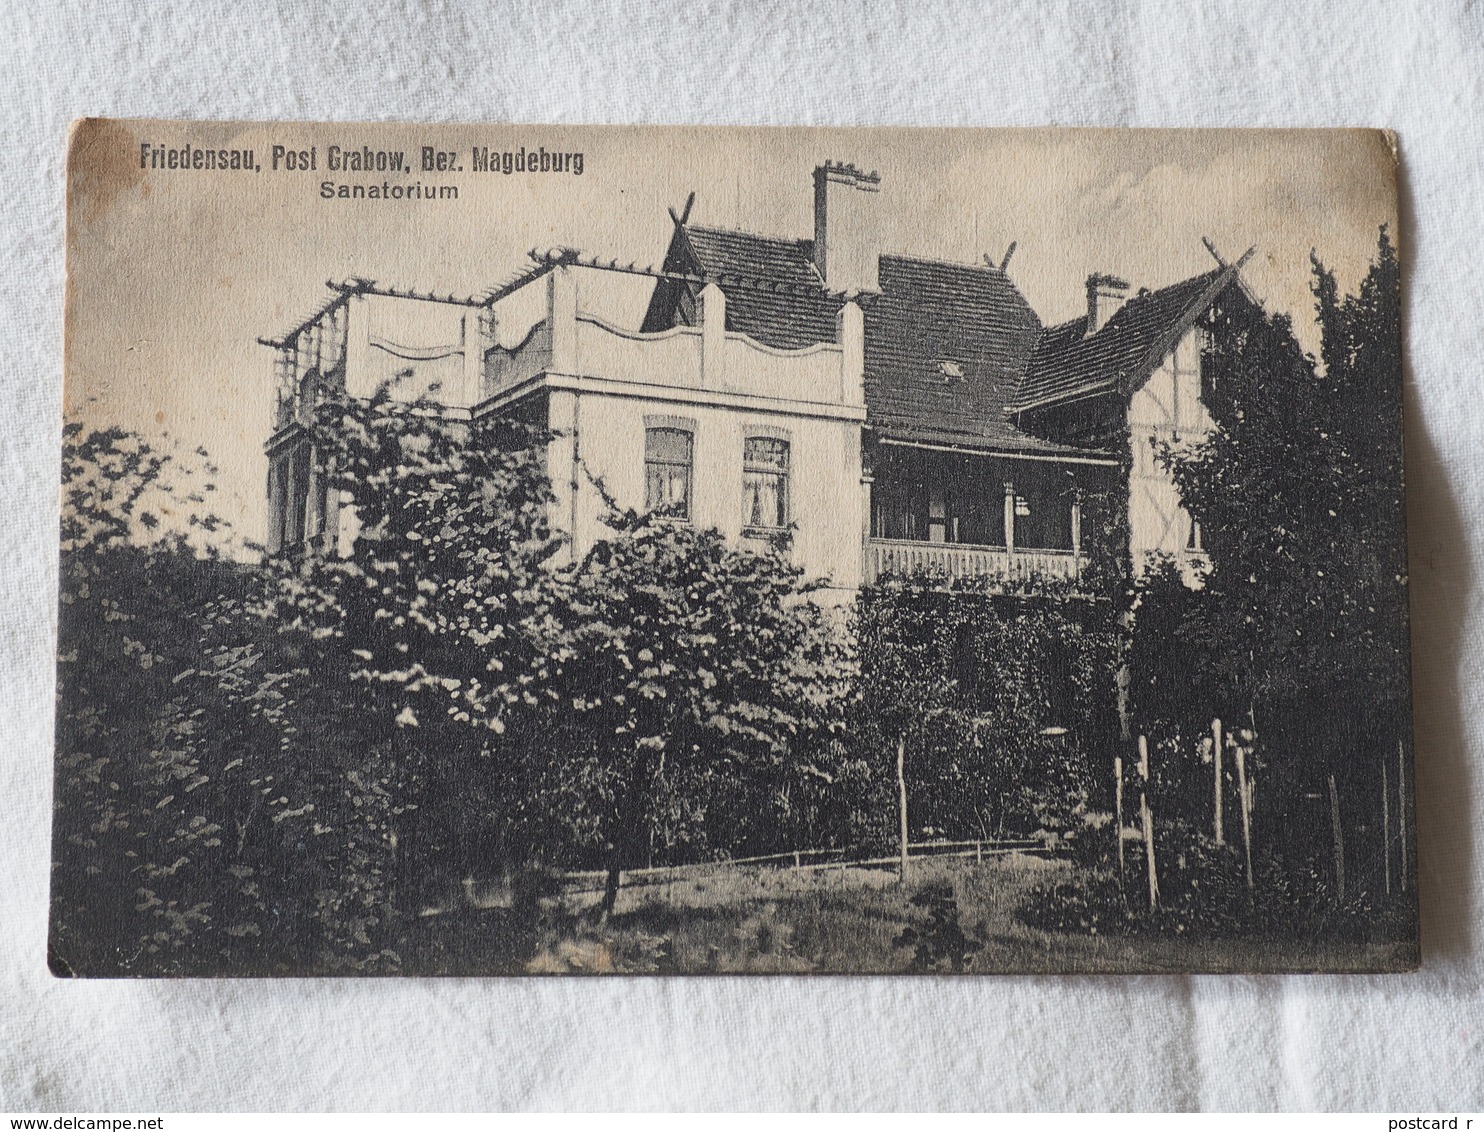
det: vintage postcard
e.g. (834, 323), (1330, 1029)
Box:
(54, 120), (1415, 975)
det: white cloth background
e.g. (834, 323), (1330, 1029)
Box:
(3, 0), (1480, 1112)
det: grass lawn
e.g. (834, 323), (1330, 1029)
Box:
(398, 852), (1415, 975)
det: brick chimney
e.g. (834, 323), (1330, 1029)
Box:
(1085, 272), (1130, 336)
(813, 161), (882, 294)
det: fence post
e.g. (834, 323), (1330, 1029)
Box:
(1114, 755), (1125, 887)
(897, 732), (909, 884)
(1235, 739), (1254, 890)
(1328, 772), (1346, 904)
(1398, 739), (1408, 894)
(1382, 756), (1392, 897)
(1003, 481), (1016, 577)
(1138, 735), (1159, 911)
(1212, 717), (1225, 845)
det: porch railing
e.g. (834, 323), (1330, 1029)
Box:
(865, 538), (1082, 586)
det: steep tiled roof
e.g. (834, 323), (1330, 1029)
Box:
(651, 223), (1238, 456)
(683, 226), (822, 289)
(1014, 266), (1237, 413)
(676, 227), (840, 350)
(863, 255), (1061, 452)
(669, 225), (1086, 455)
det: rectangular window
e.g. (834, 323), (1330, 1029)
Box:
(743, 436), (789, 530)
(645, 427), (693, 518)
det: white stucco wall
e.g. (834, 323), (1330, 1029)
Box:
(548, 383), (867, 594)
(506, 268), (871, 595)
(343, 292), (485, 407)
(1127, 324), (1213, 583)
(297, 267), (869, 590)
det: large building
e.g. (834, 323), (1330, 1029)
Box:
(264, 161), (1253, 596)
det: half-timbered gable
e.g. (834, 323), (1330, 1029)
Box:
(1012, 257), (1254, 581)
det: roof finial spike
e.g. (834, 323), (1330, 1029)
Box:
(1202, 236), (1230, 268)
(999, 241), (1018, 272)
(668, 191), (698, 228)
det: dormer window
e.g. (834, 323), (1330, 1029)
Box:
(938, 359), (965, 385)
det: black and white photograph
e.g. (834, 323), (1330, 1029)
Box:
(54, 120), (1413, 976)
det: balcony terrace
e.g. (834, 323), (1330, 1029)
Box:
(864, 539), (1084, 587)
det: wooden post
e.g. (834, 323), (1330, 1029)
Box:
(1003, 482), (1016, 575)
(1140, 792), (1158, 911)
(1397, 739), (1408, 894)
(1234, 739), (1254, 889)
(1382, 757), (1392, 897)
(303, 452), (322, 548)
(1070, 501), (1082, 573)
(897, 733), (909, 883)
(1114, 755), (1125, 883)
(1212, 717), (1225, 845)
(283, 442), (300, 545)
(1138, 736), (1159, 911)
(1115, 660), (1132, 743)
(1328, 772), (1346, 903)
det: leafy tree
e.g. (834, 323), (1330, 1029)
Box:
(59, 420), (226, 556)
(547, 510), (855, 919)
(268, 385), (857, 928)
(1307, 228), (1408, 709)
(272, 385), (564, 733)
(1150, 229), (1410, 905)
(55, 415), (440, 973)
(52, 423), (303, 973)
(261, 385), (567, 910)
(1157, 230), (1404, 730)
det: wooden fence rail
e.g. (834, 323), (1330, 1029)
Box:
(555, 836), (1065, 894)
